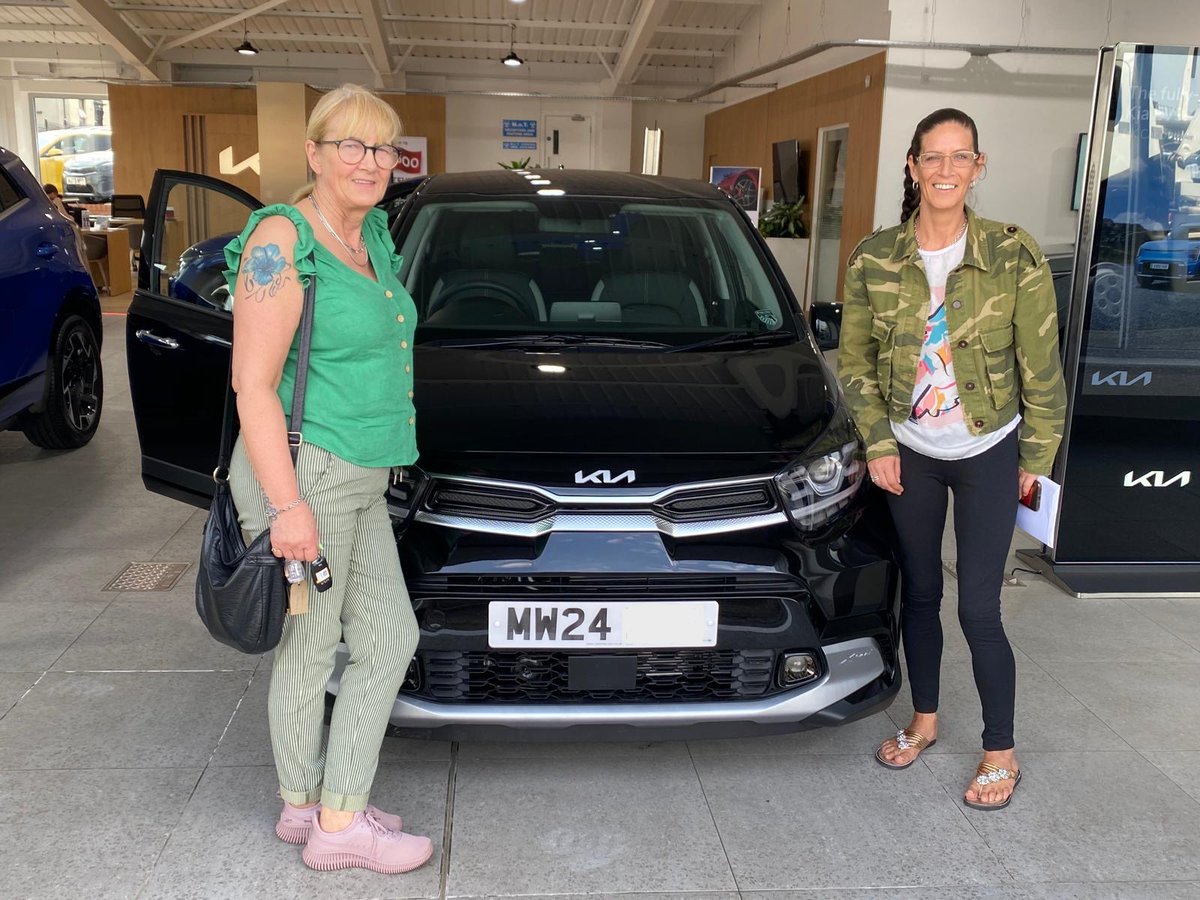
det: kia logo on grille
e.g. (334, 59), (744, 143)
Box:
(575, 469), (636, 485)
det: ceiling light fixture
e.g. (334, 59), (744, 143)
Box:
(502, 23), (524, 67)
(235, 20), (258, 55)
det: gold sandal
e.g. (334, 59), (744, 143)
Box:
(963, 762), (1022, 810)
(874, 728), (937, 770)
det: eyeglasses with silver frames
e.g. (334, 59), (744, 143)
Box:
(915, 150), (980, 169)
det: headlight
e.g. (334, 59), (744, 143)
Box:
(774, 441), (865, 530)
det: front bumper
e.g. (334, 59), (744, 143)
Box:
(327, 635), (896, 741)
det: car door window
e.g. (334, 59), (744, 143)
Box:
(155, 181), (253, 312)
(0, 167), (22, 211)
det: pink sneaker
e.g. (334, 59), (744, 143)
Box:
(276, 800), (403, 845)
(301, 809), (434, 874)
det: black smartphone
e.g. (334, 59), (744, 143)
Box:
(1020, 479), (1042, 512)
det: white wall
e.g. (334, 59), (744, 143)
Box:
(875, 0), (1200, 243)
(629, 101), (707, 179)
(711, 0), (890, 105)
(444, 92), (632, 174)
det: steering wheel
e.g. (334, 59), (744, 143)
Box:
(427, 279), (530, 320)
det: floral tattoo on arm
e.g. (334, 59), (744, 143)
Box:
(242, 243), (292, 302)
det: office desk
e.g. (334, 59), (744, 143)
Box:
(84, 227), (131, 295)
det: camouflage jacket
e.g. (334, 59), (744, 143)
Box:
(837, 208), (1067, 475)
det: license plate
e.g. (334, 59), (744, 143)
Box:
(1150, 263), (1170, 270)
(488, 600), (719, 648)
(66, 178), (86, 187)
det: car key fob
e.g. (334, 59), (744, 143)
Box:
(311, 553), (333, 593)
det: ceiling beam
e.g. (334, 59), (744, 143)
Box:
(383, 14), (629, 32)
(158, 0), (291, 54)
(0, 39), (118, 61)
(355, 0), (395, 85)
(608, 0), (672, 92)
(61, 0), (157, 79)
(0, 22), (91, 31)
(388, 37), (724, 58)
(111, 2), (353, 17)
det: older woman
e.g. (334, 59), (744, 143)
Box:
(838, 108), (1066, 810)
(224, 84), (430, 873)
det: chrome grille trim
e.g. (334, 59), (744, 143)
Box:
(414, 509), (789, 538)
(429, 472), (777, 505)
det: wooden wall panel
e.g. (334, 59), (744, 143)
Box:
(703, 54), (886, 301)
(109, 85), (256, 202)
(381, 93), (447, 175)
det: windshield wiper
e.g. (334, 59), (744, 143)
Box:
(667, 330), (796, 352)
(425, 333), (672, 350)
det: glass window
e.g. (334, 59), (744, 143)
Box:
(396, 196), (794, 343)
(156, 181), (252, 312)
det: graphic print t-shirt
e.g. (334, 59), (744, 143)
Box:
(891, 232), (1019, 460)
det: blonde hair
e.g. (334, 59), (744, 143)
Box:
(293, 84), (404, 202)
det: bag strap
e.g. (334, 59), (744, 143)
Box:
(215, 273), (317, 475)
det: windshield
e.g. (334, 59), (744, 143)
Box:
(396, 196), (795, 346)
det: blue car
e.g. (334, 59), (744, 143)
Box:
(169, 232), (236, 310)
(0, 146), (103, 447)
(1135, 219), (1200, 287)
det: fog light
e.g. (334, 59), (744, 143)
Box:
(781, 652), (819, 685)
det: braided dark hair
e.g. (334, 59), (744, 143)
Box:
(900, 107), (980, 224)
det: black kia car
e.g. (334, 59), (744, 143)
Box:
(127, 169), (899, 740)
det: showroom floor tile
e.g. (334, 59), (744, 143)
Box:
(2, 319), (1200, 898)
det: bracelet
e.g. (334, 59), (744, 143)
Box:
(265, 496), (304, 522)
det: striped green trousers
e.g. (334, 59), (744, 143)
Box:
(230, 436), (420, 811)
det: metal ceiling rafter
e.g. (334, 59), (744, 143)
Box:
(381, 14), (629, 32)
(608, 0), (673, 93)
(61, 0), (157, 79)
(383, 37), (723, 59)
(157, 0), (291, 54)
(355, 0), (395, 87)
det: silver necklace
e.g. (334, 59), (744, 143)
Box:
(914, 212), (967, 251)
(309, 193), (368, 264)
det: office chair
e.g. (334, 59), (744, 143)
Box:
(109, 193), (146, 219)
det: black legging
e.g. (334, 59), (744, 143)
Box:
(886, 430), (1019, 751)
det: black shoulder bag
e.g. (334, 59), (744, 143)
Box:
(195, 275), (317, 654)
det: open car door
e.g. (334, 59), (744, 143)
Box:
(126, 170), (261, 508)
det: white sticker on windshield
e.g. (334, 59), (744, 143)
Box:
(754, 309), (779, 328)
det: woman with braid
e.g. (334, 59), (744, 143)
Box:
(838, 108), (1066, 810)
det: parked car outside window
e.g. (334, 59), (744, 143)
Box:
(0, 146), (104, 448)
(127, 169), (900, 740)
(38, 127), (111, 195)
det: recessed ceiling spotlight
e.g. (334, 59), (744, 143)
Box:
(530, 179), (551, 185)
(537, 188), (565, 196)
(536, 364), (566, 374)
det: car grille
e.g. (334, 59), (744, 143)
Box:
(426, 484), (554, 521)
(406, 648), (779, 703)
(1138, 260), (1185, 277)
(652, 484), (777, 521)
(422, 478), (779, 524)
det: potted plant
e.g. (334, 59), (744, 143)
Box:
(498, 157), (532, 170)
(758, 198), (810, 302)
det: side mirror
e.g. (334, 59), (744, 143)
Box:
(809, 301), (842, 351)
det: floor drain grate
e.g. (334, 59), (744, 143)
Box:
(942, 560), (1024, 587)
(103, 562), (191, 592)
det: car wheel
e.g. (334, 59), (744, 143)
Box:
(1091, 263), (1126, 321)
(22, 314), (104, 449)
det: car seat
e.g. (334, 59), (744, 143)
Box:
(590, 215), (707, 326)
(427, 214), (546, 323)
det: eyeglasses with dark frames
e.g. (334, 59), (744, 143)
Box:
(316, 138), (400, 169)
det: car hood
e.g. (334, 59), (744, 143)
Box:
(64, 151), (112, 170)
(412, 342), (838, 487)
(1140, 240), (1196, 254)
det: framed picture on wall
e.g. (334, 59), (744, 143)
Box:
(710, 166), (762, 224)
(1072, 133), (1088, 211)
